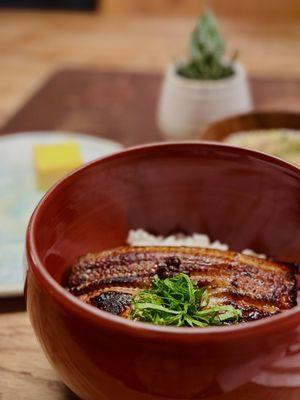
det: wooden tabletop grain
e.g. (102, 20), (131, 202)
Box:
(1, 9), (300, 400)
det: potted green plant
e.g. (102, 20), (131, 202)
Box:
(158, 9), (252, 139)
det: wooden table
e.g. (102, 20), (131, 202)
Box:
(1, 10), (300, 127)
(1, 10), (300, 400)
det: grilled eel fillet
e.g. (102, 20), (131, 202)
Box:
(66, 246), (297, 322)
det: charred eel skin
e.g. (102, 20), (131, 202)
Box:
(66, 246), (297, 322)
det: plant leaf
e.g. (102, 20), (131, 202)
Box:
(177, 8), (236, 80)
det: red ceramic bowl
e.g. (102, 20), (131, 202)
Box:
(25, 142), (300, 400)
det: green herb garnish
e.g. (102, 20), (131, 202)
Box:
(177, 9), (237, 80)
(130, 273), (242, 327)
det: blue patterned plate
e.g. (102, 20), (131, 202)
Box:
(0, 132), (122, 297)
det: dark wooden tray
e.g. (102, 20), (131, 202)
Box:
(1, 69), (300, 145)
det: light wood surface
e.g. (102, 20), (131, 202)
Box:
(1, 11), (300, 127)
(102, 0), (300, 19)
(0, 311), (77, 399)
(1, 9), (300, 400)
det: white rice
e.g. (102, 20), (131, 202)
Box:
(127, 229), (266, 259)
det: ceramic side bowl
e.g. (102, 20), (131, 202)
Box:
(157, 63), (252, 140)
(200, 111), (300, 141)
(25, 142), (300, 400)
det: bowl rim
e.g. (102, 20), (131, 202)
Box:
(200, 110), (300, 139)
(26, 141), (300, 341)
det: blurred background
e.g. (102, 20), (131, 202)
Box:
(1, 2), (300, 399)
(1, 0), (300, 127)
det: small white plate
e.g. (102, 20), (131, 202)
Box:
(0, 131), (123, 297)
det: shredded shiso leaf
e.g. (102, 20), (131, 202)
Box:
(130, 273), (242, 327)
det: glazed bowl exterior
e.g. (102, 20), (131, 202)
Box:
(26, 142), (300, 400)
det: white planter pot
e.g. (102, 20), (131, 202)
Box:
(157, 62), (253, 140)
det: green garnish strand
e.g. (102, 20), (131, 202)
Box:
(130, 273), (242, 327)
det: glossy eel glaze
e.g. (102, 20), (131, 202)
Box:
(66, 246), (297, 323)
